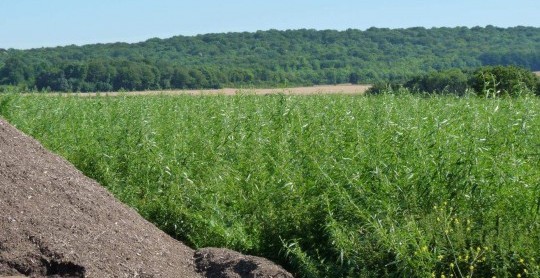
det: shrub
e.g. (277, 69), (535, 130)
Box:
(471, 65), (538, 97)
(366, 83), (399, 95)
(404, 69), (469, 95)
(536, 75), (540, 96)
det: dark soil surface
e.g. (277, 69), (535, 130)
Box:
(194, 248), (292, 278)
(0, 118), (292, 278)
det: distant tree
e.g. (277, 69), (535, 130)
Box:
(349, 72), (360, 84)
(189, 69), (208, 88)
(404, 69), (469, 94)
(471, 65), (538, 97)
(140, 65), (159, 90)
(112, 61), (158, 91)
(479, 51), (540, 70)
(324, 70), (337, 85)
(2, 27), (540, 91)
(366, 82), (399, 95)
(0, 57), (29, 85)
(171, 68), (192, 89)
(36, 70), (72, 91)
(228, 69), (254, 84)
(63, 63), (88, 80)
(537, 77), (540, 96)
(86, 60), (115, 86)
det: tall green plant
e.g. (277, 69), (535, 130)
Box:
(1, 93), (539, 277)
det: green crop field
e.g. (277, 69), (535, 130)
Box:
(1, 92), (540, 277)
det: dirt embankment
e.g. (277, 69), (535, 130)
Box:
(0, 118), (292, 278)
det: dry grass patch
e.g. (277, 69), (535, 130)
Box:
(40, 84), (371, 97)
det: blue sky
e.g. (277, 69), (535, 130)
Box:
(1, 0), (539, 49)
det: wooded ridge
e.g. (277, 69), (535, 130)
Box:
(1, 26), (539, 92)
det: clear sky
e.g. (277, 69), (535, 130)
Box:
(1, 0), (539, 49)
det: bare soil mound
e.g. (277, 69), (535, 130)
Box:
(194, 248), (292, 278)
(0, 118), (292, 278)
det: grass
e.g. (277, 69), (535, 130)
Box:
(1, 91), (540, 277)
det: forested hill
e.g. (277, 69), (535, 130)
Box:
(1, 26), (540, 92)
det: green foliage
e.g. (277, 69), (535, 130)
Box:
(471, 65), (539, 97)
(537, 76), (540, 96)
(1, 93), (540, 277)
(1, 27), (540, 91)
(480, 50), (540, 70)
(365, 83), (399, 95)
(0, 56), (32, 86)
(404, 69), (470, 95)
(398, 65), (538, 97)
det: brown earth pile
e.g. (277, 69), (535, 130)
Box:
(0, 118), (292, 278)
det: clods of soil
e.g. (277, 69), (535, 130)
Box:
(195, 248), (292, 278)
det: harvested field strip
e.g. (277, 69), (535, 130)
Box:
(29, 84), (371, 97)
(1, 93), (540, 277)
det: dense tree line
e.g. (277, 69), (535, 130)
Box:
(1, 26), (540, 92)
(369, 65), (540, 96)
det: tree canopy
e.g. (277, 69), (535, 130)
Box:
(1, 26), (539, 92)
(370, 65), (540, 97)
